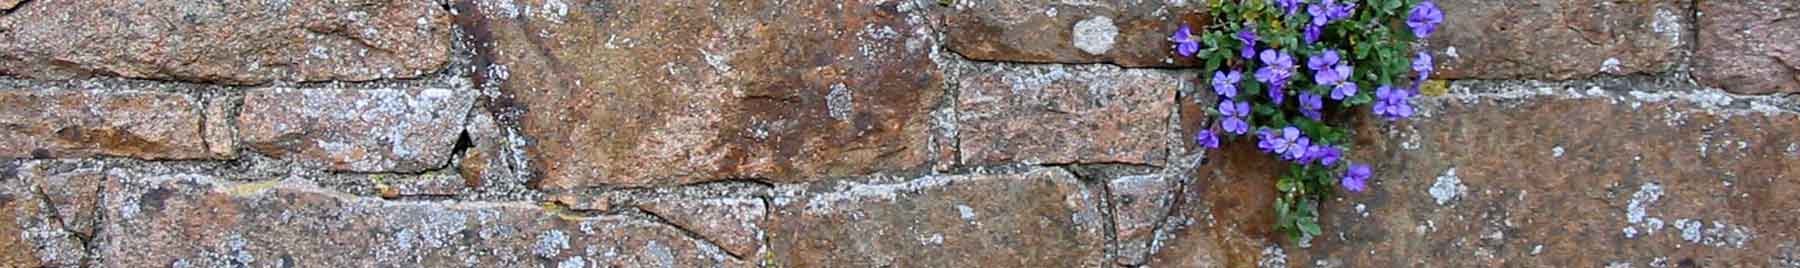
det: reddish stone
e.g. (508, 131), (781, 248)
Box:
(767, 167), (1108, 267)
(957, 64), (1179, 166)
(0, 90), (212, 160)
(238, 88), (476, 172)
(1151, 90), (1800, 267)
(943, 0), (1209, 67)
(1695, 0), (1800, 94)
(0, 0), (451, 84)
(637, 196), (767, 258)
(99, 174), (749, 267)
(455, 0), (945, 187)
(1428, 0), (1688, 80)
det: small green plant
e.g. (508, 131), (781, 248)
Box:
(1173, 0), (1442, 241)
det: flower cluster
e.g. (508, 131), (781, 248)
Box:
(1174, 0), (1443, 241)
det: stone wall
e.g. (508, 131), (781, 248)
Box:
(2, 0), (1797, 267)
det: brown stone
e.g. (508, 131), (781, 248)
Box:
(637, 196), (766, 258)
(454, 0), (945, 187)
(99, 174), (749, 267)
(1428, 0), (1688, 80)
(238, 88), (476, 173)
(957, 63), (1179, 166)
(0, 161), (104, 267)
(1151, 89), (1800, 267)
(202, 93), (240, 159)
(767, 167), (1108, 267)
(943, 0), (1209, 67)
(1696, 0), (1800, 94)
(0, 90), (212, 160)
(0, 0), (451, 84)
(1109, 173), (1178, 266)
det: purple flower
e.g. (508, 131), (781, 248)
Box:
(1308, 145), (1342, 166)
(1172, 24), (1200, 57)
(1308, 1), (1333, 27)
(1341, 164), (1372, 193)
(1256, 49), (1295, 104)
(1213, 70), (1242, 99)
(1276, 0), (1302, 16)
(1268, 83), (1287, 105)
(1236, 25), (1259, 59)
(1407, 1), (1444, 38)
(1372, 85), (1415, 121)
(1286, 135), (1312, 161)
(1303, 25), (1322, 44)
(1331, 81), (1359, 101)
(1328, 1), (1357, 21)
(1219, 100), (1251, 135)
(1413, 52), (1434, 82)
(1299, 92), (1324, 120)
(1307, 50), (1340, 72)
(1257, 128), (1281, 153)
(1196, 129), (1220, 149)
(1269, 126), (1308, 160)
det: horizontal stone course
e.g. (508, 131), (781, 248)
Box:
(0, 0), (452, 84)
(1426, 0), (1688, 80)
(238, 87), (476, 173)
(0, 90), (214, 160)
(767, 167), (1109, 267)
(956, 63), (1180, 167)
(1151, 88), (1800, 267)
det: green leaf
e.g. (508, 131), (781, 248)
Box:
(1298, 218), (1323, 236)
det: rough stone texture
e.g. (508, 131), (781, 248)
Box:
(1428, 0), (1688, 80)
(238, 88), (476, 173)
(766, 167), (1108, 267)
(0, 0), (451, 84)
(455, 0), (945, 187)
(1696, 0), (1800, 94)
(1152, 89), (1800, 267)
(377, 173), (466, 198)
(1110, 173), (1178, 266)
(637, 196), (767, 258)
(957, 63), (1179, 166)
(0, 161), (102, 267)
(202, 93), (240, 159)
(0, 90), (213, 160)
(99, 173), (748, 267)
(943, 0), (1207, 67)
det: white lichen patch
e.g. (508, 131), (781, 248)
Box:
(1552, 146), (1565, 158)
(827, 83), (855, 121)
(1601, 58), (1624, 73)
(1429, 168), (1464, 205)
(956, 204), (978, 221)
(1674, 218), (1755, 248)
(1626, 182), (1663, 224)
(1072, 16), (1118, 55)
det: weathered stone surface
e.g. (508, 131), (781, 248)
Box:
(1110, 173), (1178, 266)
(0, 0), (20, 10)
(943, 0), (1207, 67)
(957, 63), (1179, 166)
(767, 167), (1108, 267)
(202, 93), (240, 159)
(1696, 0), (1800, 94)
(1429, 0), (1688, 80)
(376, 173), (466, 198)
(1152, 89), (1800, 267)
(238, 88), (476, 172)
(637, 196), (766, 258)
(0, 161), (103, 267)
(0, 0), (451, 84)
(0, 90), (213, 160)
(99, 174), (748, 267)
(455, 0), (945, 187)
